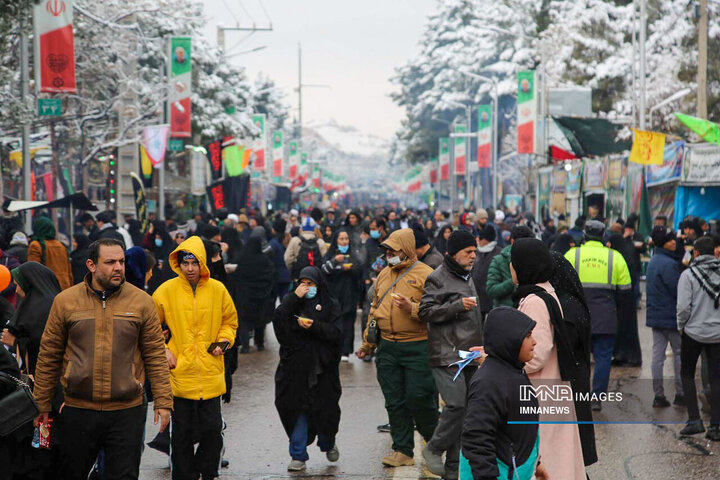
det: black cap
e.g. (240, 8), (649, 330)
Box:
(584, 219), (606, 241)
(412, 223), (429, 248)
(510, 225), (534, 241)
(651, 226), (675, 248)
(477, 224), (496, 242)
(447, 229), (476, 256)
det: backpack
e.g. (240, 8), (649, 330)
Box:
(292, 236), (321, 280)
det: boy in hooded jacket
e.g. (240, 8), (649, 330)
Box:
(460, 307), (547, 480)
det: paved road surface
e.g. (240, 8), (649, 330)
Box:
(140, 301), (720, 479)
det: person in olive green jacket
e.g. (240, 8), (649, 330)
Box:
(486, 226), (535, 307)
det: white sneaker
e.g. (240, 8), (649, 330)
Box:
(341, 355), (349, 362)
(287, 459), (306, 471)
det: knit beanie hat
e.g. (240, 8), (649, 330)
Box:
(477, 224), (496, 242)
(651, 225), (675, 248)
(412, 223), (429, 248)
(447, 230), (476, 256)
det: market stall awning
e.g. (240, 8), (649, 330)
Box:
(8, 193), (99, 212)
(553, 117), (631, 157)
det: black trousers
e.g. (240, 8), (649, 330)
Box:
(171, 396), (223, 480)
(57, 404), (146, 480)
(680, 333), (720, 424)
(341, 310), (357, 356)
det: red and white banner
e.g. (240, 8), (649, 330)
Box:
(252, 114), (266, 170)
(454, 124), (467, 175)
(477, 105), (492, 168)
(288, 142), (299, 179)
(34, 0), (77, 93)
(141, 125), (170, 168)
(439, 138), (450, 181)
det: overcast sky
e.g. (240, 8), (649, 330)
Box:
(200, 0), (437, 140)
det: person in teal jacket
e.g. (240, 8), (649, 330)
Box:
(486, 226), (535, 307)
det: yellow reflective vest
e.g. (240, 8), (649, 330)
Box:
(565, 240), (632, 335)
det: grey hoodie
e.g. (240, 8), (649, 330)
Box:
(677, 255), (720, 343)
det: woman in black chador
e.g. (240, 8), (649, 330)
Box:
(273, 266), (342, 472)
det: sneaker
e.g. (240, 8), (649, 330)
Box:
(653, 395), (671, 408)
(673, 394), (686, 407)
(422, 444), (445, 476)
(326, 444), (340, 462)
(679, 420), (705, 436)
(381, 451), (414, 467)
(591, 399), (602, 411)
(706, 425), (720, 441)
(287, 459), (306, 471)
(341, 355), (350, 362)
(377, 423), (391, 433)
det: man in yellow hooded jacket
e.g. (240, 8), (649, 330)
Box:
(152, 236), (238, 480)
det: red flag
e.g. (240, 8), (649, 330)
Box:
(34, 0), (77, 93)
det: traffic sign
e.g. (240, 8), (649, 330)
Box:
(38, 98), (61, 116)
(168, 139), (184, 151)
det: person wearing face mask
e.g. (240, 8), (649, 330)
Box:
(357, 229), (437, 468)
(273, 266), (342, 472)
(321, 229), (365, 362)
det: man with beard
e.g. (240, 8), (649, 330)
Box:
(419, 230), (484, 479)
(33, 238), (173, 479)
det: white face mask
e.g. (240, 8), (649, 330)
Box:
(387, 255), (402, 266)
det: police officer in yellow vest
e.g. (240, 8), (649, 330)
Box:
(565, 219), (632, 411)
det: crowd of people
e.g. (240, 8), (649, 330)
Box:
(0, 202), (718, 479)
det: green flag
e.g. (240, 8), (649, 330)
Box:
(674, 112), (720, 145)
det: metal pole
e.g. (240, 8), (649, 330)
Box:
(698, 0), (708, 119)
(159, 38), (168, 221)
(465, 106), (471, 207)
(20, 13), (32, 231)
(639, 0), (647, 129)
(298, 43), (302, 141)
(631, 0), (637, 125)
(491, 83), (499, 209)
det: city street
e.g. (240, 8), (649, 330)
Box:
(140, 299), (720, 480)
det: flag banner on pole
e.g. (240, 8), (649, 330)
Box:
(190, 147), (207, 196)
(288, 142), (299, 179)
(139, 145), (153, 182)
(272, 130), (283, 178)
(673, 112), (720, 146)
(241, 146), (252, 171)
(477, 105), (492, 168)
(34, 0), (77, 93)
(439, 137), (450, 181)
(517, 71), (536, 154)
(223, 138), (244, 177)
(300, 152), (309, 182)
(430, 156), (438, 184)
(130, 172), (149, 233)
(252, 114), (267, 170)
(312, 164), (321, 189)
(169, 37), (192, 138)
(629, 129), (666, 165)
(141, 125), (170, 168)
(454, 124), (467, 175)
(206, 139), (223, 180)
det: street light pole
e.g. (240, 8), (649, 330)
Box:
(639, 0), (647, 129)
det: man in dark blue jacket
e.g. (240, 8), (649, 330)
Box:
(646, 226), (684, 408)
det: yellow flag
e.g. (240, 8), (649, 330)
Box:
(140, 145), (153, 179)
(629, 129), (665, 165)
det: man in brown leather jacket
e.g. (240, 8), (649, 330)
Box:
(33, 238), (172, 480)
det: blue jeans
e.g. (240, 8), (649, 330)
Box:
(592, 334), (615, 395)
(289, 413), (334, 461)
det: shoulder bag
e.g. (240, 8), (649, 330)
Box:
(366, 261), (420, 344)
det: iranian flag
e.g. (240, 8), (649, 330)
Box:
(439, 137), (450, 181)
(34, 0), (77, 93)
(429, 156), (438, 184)
(272, 130), (283, 177)
(312, 164), (321, 189)
(288, 142), (299, 179)
(454, 124), (467, 175)
(406, 167), (422, 193)
(517, 71), (536, 154)
(300, 152), (309, 182)
(169, 37), (192, 138)
(477, 105), (492, 168)
(252, 114), (266, 170)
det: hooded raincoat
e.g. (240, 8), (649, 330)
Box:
(152, 236), (238, 400)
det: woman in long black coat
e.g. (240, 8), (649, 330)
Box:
(0, 262), (62, 479)
(273, 266), (342, 471)
(321, 228), (364, 360)
(548, 251), (598, 467)
(232, 236), (276, 353)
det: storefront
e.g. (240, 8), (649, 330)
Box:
(674, 142), (720, 229)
